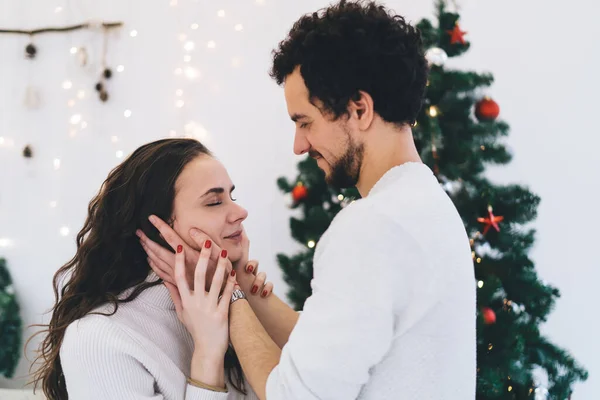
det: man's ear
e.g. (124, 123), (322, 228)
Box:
(349, 90), (375, 131)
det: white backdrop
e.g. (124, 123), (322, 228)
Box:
(0, 0), (598, 397)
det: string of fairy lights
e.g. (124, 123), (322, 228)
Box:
(0, 0), (267, 248)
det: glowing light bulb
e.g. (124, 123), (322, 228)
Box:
(70, 47), (78, 54)
(60, 226), (70, 236)
(53, 158), (61, 170)
(191, 23), (199, 30)
(184, 41), (195, 51)
(130, 30), (138, 37)
(477, 281), (484, 288)
(0, 238), (13, 247)
(207, 40), (216, 49)
(184, 67), (199, 79)
(307, 240), (316, 249)
(70, 114), (82, 124)
(338, 194), (344, 201)
(217, 10), (225, 17)
(62, 80), (73, 90)
(111, 136), (119, 143)
(124, 109), (132, 118)
(116, 150), (124, 158)
(429, 105), (439, 117)
(77, 90), (85, 99)
(117, 65), (125, 72)
(176, 100), (185, 108)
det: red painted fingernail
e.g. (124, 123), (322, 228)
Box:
(177, 245), (183, 253)
(231, 270), (236, 277)
(262, 290), (268, 297)
(247, 265), (254, 273)
(251, 285), (258, 294)
(221, 249), (228, 258)
(204, 240), (212, 249)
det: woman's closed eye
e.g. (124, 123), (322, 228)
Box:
(207, 196), (237, 207)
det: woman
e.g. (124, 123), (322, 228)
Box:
(31, 138), (273, 399)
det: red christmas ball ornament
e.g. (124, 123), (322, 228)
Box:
(475, 97), (500, 121)
(482, 307), (496, 325)
(292, 184), (308, 202)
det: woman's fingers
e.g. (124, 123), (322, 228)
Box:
(218, 271), (237, 315)
(189, 228), (221, 263)
(142, 242), (173, 278)
(194, 240), (212, 294)
(245, 260), (259, 275)
(174, 245), (191, 300)
(148, 215), (190, 253)
(147, 257), (175, 285)
(250, 272), (267, 296)
(137, 229), (177, 280)
(261, 282), (274, 298)
(208, 249), (230, 305)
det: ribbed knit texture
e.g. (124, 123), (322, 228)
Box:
(60, 273), (259, 399)
(266, 162), (476, 399)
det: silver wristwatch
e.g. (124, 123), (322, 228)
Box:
(230, 288), (247, 304)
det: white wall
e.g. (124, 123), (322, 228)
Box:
(0, 0), (597, 397)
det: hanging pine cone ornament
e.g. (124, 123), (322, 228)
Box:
(25, 43), (37, 59)
(475, 97), (500, 121)
(22, 145), (33, 158)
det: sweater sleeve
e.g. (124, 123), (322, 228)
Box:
(60, 315), (230, 400)
(265, 206), (422, 400)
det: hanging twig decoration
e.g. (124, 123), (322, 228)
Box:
(1, 21), (124, 103)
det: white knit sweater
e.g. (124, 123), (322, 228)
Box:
(60, 274), (259, 400)
(266, 162), (476, 399)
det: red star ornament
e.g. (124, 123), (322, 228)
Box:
(477, 206), (504, 235)
(447, 24), (467, 45)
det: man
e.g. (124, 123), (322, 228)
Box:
(145, 1), (475, 399)
(229, 1), (475, 399)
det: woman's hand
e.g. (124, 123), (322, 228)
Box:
(138, 215), (274, 297)
(167, 241), (236, 387)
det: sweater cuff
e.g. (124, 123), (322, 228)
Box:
(185, 383), (229, 400)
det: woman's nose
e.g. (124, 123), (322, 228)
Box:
(230, 202), (248, 223)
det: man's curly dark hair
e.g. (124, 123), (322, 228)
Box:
(270, 0), (429, 126)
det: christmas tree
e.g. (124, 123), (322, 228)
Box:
(276, 1), (588, 398)
(0, 257), (22, 379)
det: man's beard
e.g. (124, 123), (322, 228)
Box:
(325, 129), (364, 189)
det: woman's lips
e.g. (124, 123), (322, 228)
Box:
(224, 231), (242, 242)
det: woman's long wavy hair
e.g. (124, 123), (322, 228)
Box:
(29, 138), (246, 399)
